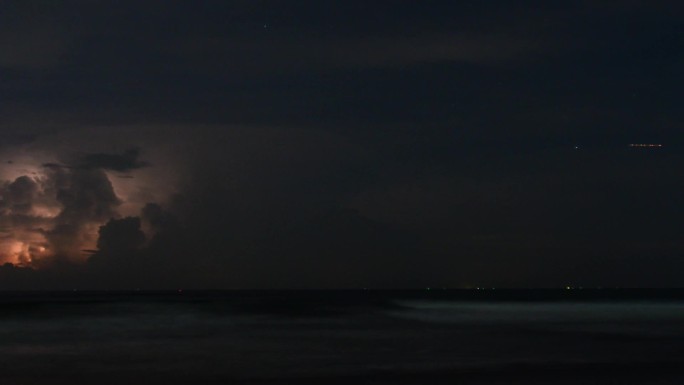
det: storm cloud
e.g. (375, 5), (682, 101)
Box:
(0, 1), (683, 288)
(0, 146), (154, 266)
(44, 166), (121, 260)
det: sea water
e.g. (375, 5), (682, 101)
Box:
(0, 290), (683, 384)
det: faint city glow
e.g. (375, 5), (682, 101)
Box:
(629, 144), (663, 148)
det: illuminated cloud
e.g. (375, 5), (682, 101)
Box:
(0, 172), (57, 263)
(0, 146), (155, 266)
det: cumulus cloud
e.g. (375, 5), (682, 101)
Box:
(44, 167), (122, 261)
(0, 147), (153, 265)
(89, 217), (145, 262)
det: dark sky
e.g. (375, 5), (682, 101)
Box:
(1, 1), (683, 289)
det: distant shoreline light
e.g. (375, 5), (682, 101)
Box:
(629, 144), (663, 147)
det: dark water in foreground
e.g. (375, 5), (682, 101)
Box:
(1, 290), (684, 384)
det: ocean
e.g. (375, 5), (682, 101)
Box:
(1, 290), (683, 384)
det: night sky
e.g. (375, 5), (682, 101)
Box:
(1, 1), (683, 289)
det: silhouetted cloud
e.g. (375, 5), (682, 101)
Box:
(88, 216), (145, 264)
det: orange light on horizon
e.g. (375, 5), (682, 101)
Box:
(4, 241), (32, 265)
(2, 242), (51, 266)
